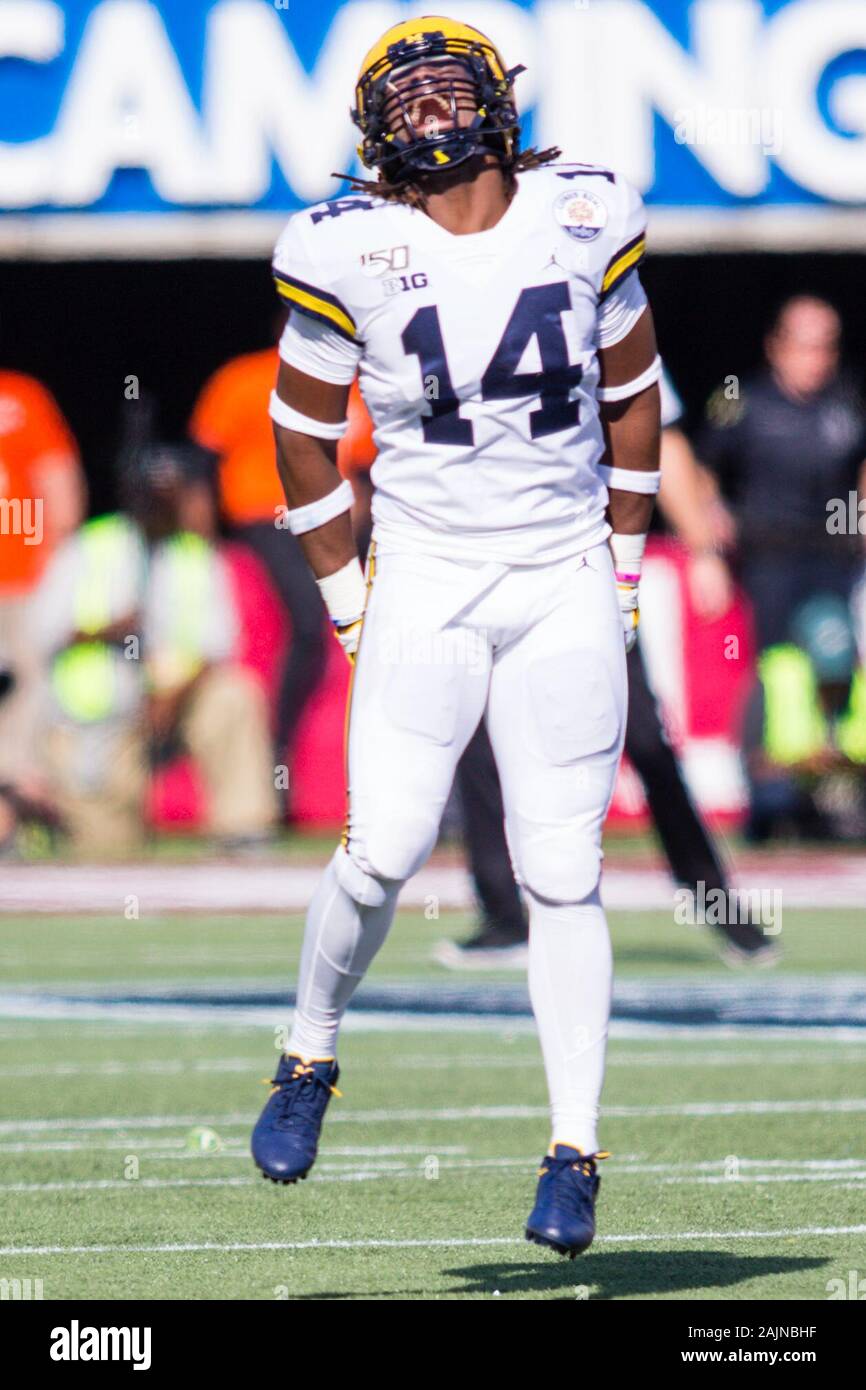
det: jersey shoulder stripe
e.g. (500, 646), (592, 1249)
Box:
(600, 231), (646, 300)
(273, 268), (358, 342)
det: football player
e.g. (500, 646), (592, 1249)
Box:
(251, 15), (661, 1258)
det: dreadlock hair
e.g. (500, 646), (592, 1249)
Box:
(331, 145), (562, 209)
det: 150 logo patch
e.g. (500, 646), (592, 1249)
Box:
(360, 245), (410, 277)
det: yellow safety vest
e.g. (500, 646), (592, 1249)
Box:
(147, 531), (215, 692)
(760, 645), (866, 766)
(52, 520), (216, 721)
(51, 515), (140, 722)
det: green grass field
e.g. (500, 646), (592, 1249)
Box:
(0, 902), (864, 1300)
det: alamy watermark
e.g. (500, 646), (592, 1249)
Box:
(0, 497), (43, 546)
(674, 882), (782, 935)
(826, 492), (866, 535)
(673, 105), (783, 157)
(50, 1322), (151, 1370)
(376, 625), (488, 675)
(0, 1275), (44, 1299)
(826, 1270), (866, 1299)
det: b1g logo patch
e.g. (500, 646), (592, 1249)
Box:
(553, 189), (608, 241)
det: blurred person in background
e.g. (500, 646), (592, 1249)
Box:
(698, 296), (866, 657)
(31, 444), (275, 857)
(190, 325), (329, 792)
(0, 368), (84, 853)
(744, 593), (866, 843)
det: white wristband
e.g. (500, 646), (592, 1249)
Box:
(286, 478), (354, 536)
(316, 557), (367, 625)
(609, 532), (647, 582)
(598, 464), (661, 495)
(269, 390), (349, 440)
(596, 354), (662, 402)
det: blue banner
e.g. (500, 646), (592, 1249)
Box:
(0, 1), (864, 250)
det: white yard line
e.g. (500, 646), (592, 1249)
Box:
(663, 1172), (866, 1185)
(3, 1096), (866, 1135)
(636, 1157), (866, 1171)
(400, 1048), (866, 1070)
(1, 1045), (864, 1080)
(0, 1140), (467, 1157)
(4, 1149), (861, 1185)
(2, 1224), (865, 1257)
(5, 1161), (866, 1195)
(605, 1098), (866, 1118)
(0, 1150), (857, 1172)
(602, 1048), (866, 1067)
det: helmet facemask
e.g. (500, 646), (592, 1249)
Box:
(354, 32), (523, 185)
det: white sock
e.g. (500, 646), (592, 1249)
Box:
(288, 852), (400, 1059)
(527, 889), (612, 1154)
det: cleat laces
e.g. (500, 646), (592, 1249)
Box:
(262, 1062), (341, 1135)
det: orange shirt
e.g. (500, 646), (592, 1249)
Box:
(338, 381), (376, 477)
(190, 347), (282, 527)
(0, 371), (79, 595)
(190, 350), (377, 526)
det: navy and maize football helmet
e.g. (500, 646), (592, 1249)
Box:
(351, 15), (525, 184)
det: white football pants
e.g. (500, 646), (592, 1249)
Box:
(289, 540), (627, 1152)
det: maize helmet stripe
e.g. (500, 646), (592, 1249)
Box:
(356, 15), (507, 116)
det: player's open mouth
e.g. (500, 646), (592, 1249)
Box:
(407, 91), (455, 129)
(382, 59), (478, 140)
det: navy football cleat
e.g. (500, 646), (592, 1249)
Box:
(525, 1145), (608, 1257)
(251, 1054), (341, 1183)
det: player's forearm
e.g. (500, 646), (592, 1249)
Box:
(600, 383), (661, 535)
(297, 513), (357, 580)
(274, 423), (366, 662)
(599, 382), (660, 651)
(606, 489), (654, 535)
(274, 426), (357, 579)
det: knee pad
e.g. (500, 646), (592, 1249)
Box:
(513, 822), (602, 906)
(332, 845), (394, 908)
(363, 810), (440, 885)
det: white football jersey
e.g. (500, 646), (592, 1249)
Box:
(273, 163), (650, 563)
